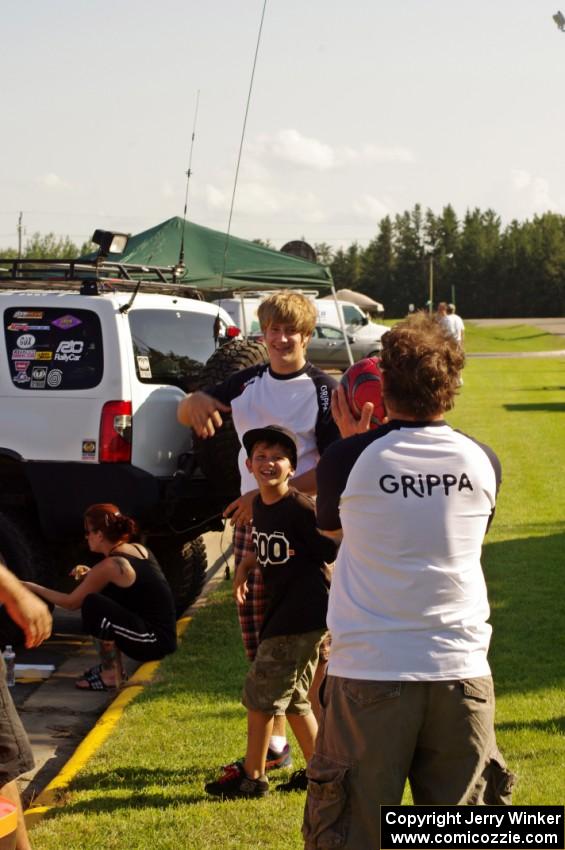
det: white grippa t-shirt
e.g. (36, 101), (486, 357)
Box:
(316, 421), (500, 681)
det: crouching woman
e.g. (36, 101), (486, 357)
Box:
(24, 503), (177, 691)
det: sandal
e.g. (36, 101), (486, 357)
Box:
(81, 663), (127, 682)
(75, 669), (114, 691)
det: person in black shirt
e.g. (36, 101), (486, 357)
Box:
(24, 503), (177, 691)
(205, 425), (336, 800)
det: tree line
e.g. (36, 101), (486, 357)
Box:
(0, 233), (93, 261)
(314, 205), (565, 318)
(4, 207), (565, 317)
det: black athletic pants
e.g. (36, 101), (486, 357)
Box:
(81, 593), (171, 662)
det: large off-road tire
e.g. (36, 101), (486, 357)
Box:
(0, 511), (44, 647)
(149, 535), (208, 617)
(196, 338), (269, 506)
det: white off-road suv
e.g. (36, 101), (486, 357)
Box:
(0, 255), (267, 643)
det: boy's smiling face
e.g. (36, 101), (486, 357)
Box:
(263, 322), (310, 374)
(246, 440), (295, 492)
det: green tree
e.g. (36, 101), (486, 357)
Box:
(358, 216), (395, 310)
(330, 242), (363, 290)
(313, 242), (334, 266)
(24, 232), (83, 259)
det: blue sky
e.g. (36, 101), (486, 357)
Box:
(1, 0), (564, 250)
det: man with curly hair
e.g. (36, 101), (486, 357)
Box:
(304, 312), (514, 850)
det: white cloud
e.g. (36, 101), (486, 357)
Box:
(352, 194), (390, 221)
(511, 169), (532, 191)
(510, 169), (563, 213)
(204, 180), (326, 223)
(161, 181), (175, 199)
(37, 172), (71, 189)
(359, 144), (415, 164)
(251, 130), (415, 172)
(205, 184), (229, 211)
(271, 129), (336, 171)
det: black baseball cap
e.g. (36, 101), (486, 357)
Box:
(242, 424), (298, 469)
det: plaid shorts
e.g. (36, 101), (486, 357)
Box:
(234, 523), (267, 662)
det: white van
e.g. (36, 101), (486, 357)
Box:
(214, 293), (373, 336)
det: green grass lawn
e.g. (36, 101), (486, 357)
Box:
(376, 318), (564, 354)
(30, 349), (565, 850)
(464, 323), (564, 354)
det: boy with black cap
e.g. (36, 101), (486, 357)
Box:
(205, 425), (337, 800)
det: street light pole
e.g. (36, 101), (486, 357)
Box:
(428, 254), (434, 313)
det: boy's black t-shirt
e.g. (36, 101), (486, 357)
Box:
(251, 488), (337, 641)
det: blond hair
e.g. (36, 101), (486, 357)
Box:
(257, 291), (317, 337)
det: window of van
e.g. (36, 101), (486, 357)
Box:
(342, 305), (365, 326)
(4, 307), (103, 390)
(129, 309), (227, 391)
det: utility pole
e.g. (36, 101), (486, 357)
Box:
(17, 212), (23, 259)
(428, 254), (434, 313)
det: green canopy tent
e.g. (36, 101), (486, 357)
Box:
(97, 216), (333, 293)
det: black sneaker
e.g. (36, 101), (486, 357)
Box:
(205, 761), (269, 799)
(276, 768), (308, 792)
(265, 743), (292, 771)
(221, 743), (292, 774)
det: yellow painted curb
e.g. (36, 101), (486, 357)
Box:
(25, 615), (193, 827)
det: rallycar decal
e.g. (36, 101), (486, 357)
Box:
(54, 340), (84, 361)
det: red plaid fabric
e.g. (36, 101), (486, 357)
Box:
(233, 523), (267, 661)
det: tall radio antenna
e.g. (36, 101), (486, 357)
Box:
(177, 89), (201, 277)
(220, 0), (268, 288)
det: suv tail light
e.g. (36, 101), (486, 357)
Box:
(226, 326), (241, 338)
(99, 401), (132, 463)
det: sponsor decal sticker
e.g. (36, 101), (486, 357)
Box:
(12, 349), (36, 360)
(82, 440), (96, 460)
(54, 340), (84, 361)
(13, 310), (43, 319)
(34, 351), (53, 360)
(46, 369), (63, 388)
(137, 355), (152, 378)
(52, 315), (82, 330)
(12, 372), (31, 384)
(14, 361), (29, 372)
(30, 366), (48, 389)
(8, 324), (50, 332)
(16, 333), (36, 349)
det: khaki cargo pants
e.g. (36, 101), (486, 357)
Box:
(303, 675), (514, 850)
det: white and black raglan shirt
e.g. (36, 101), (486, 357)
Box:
(316, 420), (502, 682)
(207, 363), (339, 495)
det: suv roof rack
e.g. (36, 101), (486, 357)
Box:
(0, 257), (203, 299)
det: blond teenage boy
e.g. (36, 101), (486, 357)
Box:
(177, 292), (338, 766)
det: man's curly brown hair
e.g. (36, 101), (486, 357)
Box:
(380, 312), (465, 419)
